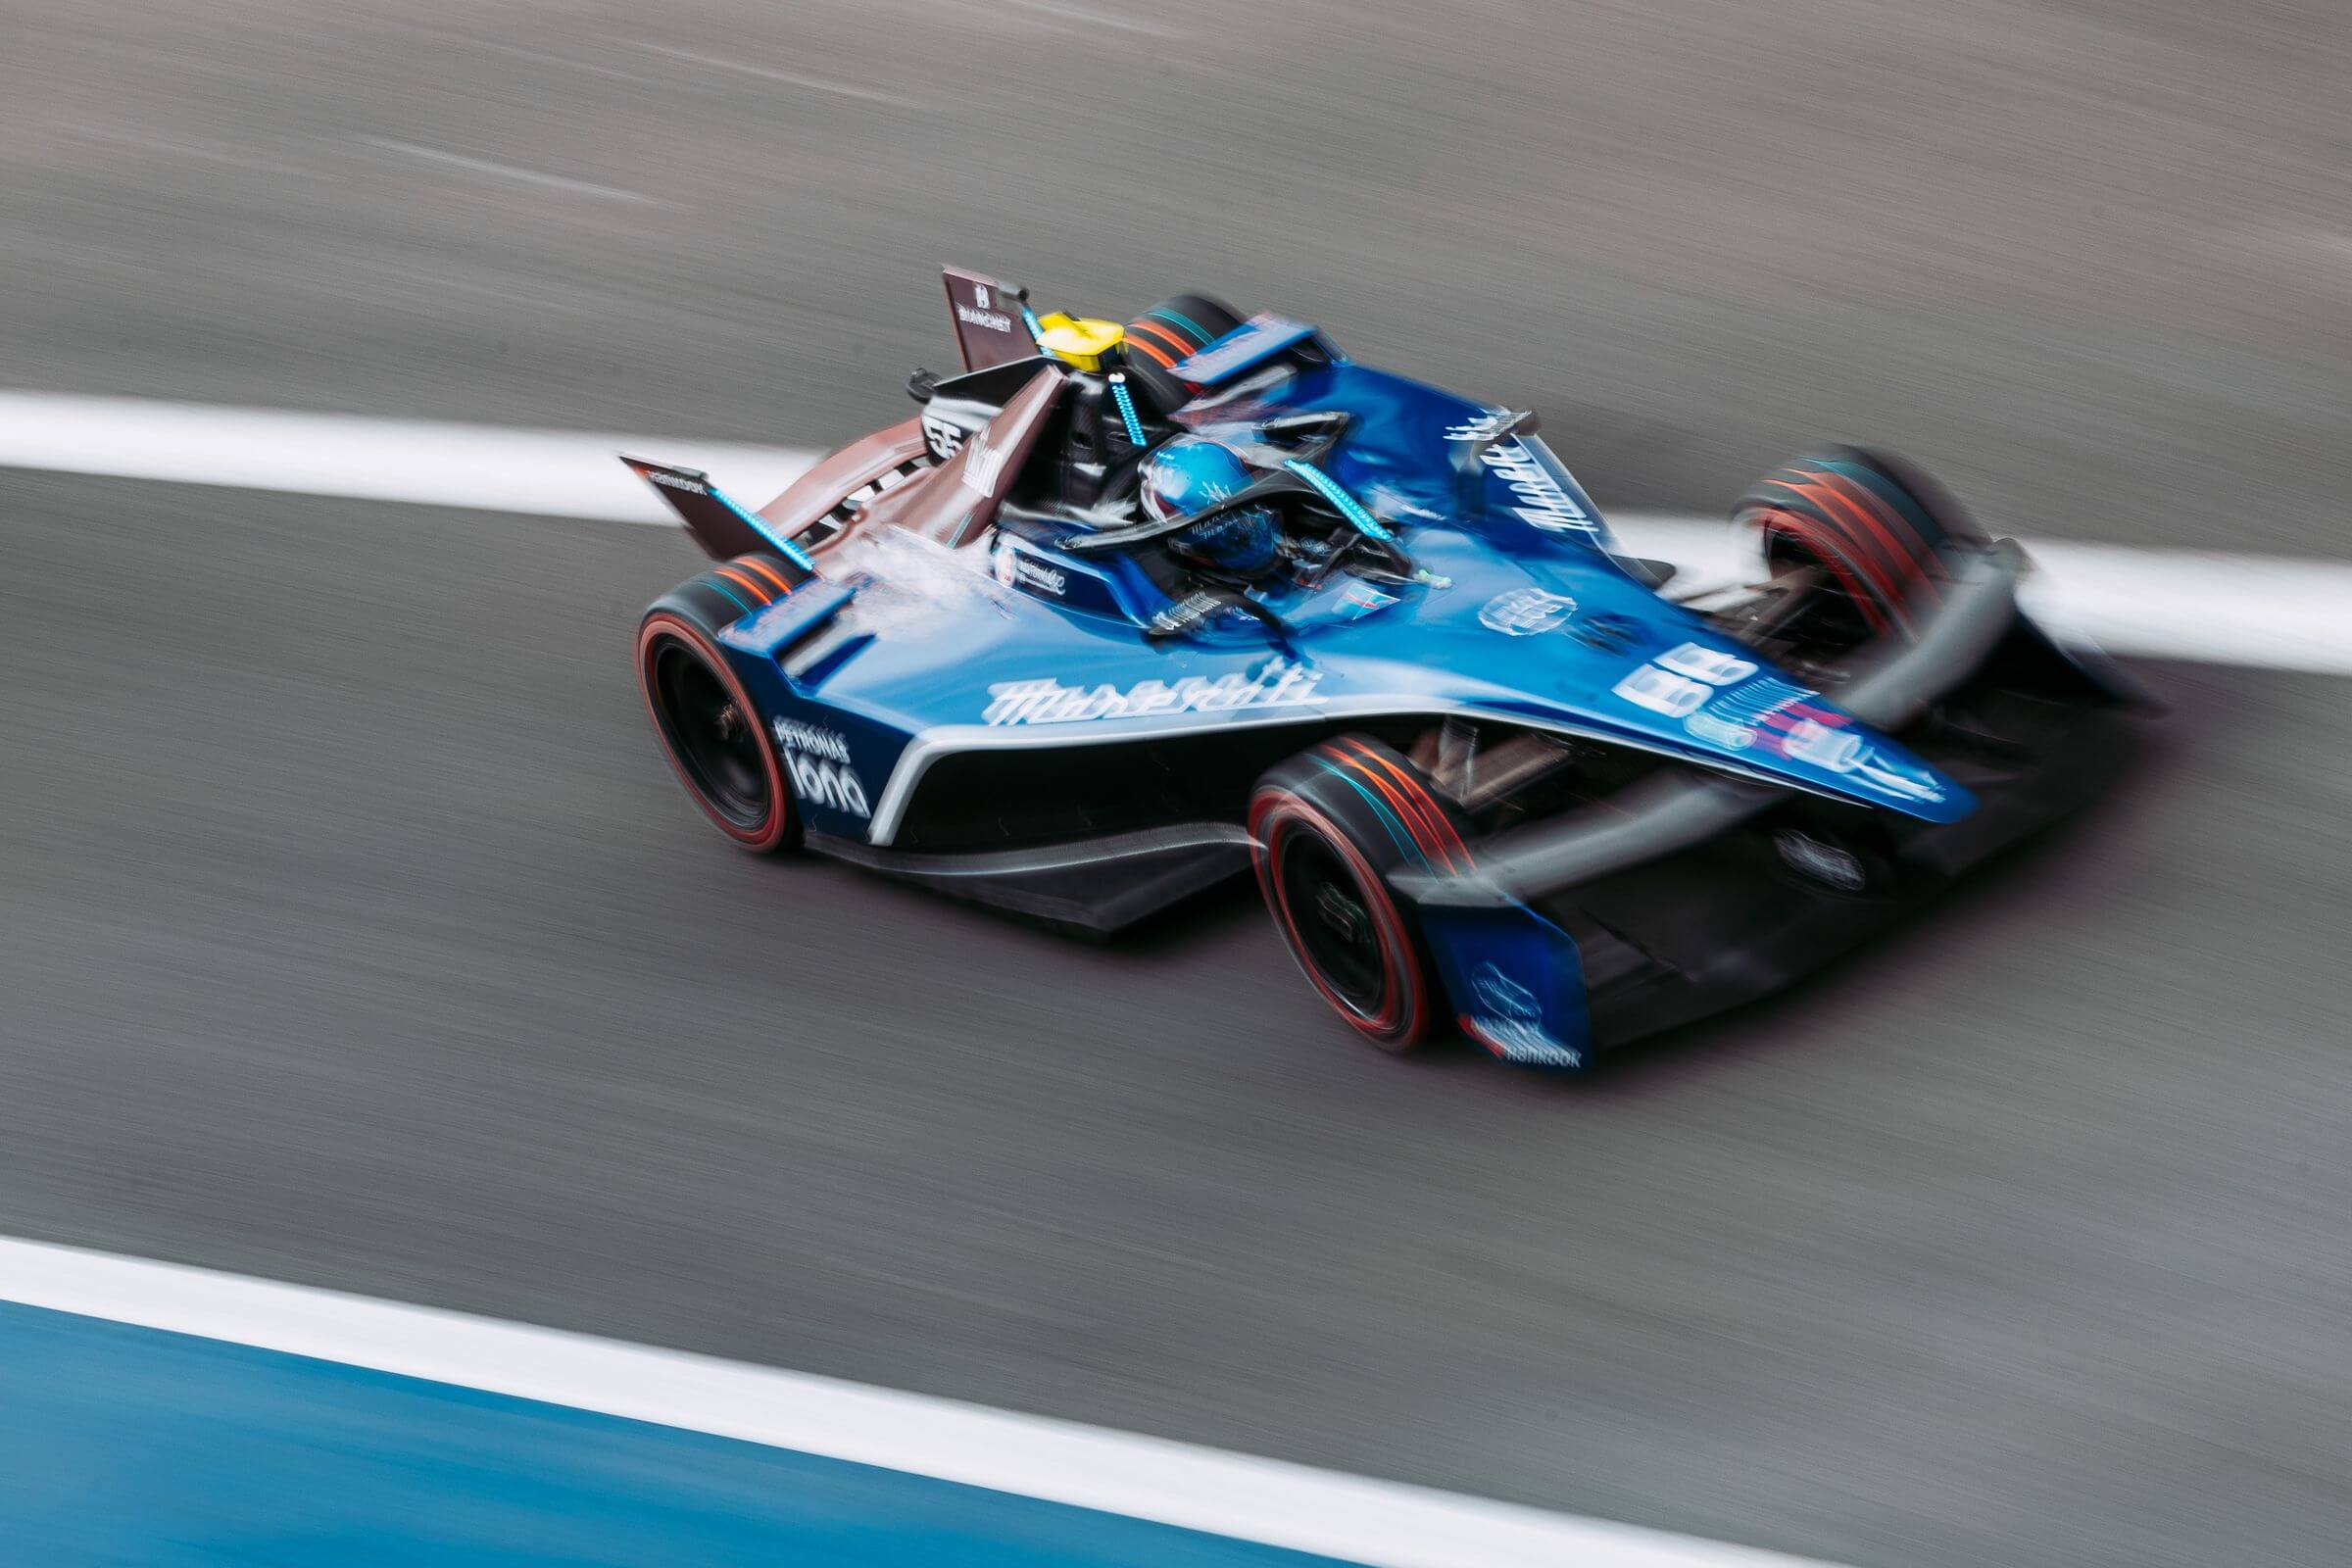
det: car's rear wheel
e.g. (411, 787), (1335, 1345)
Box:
(1735, 446), (1986, 643)
(636, 581), (797, 854)
(1250, 737), (1466, 1053)
(1122, 293), (1247, 408)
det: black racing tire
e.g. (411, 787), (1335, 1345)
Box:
(1122, 293), (1247, 410)
(1249, 736), (1470, 1054)
(1734, 446), (1988, 640)
(635, 558), (803, 855)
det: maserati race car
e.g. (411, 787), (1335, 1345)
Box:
(625, 269), (2141, 1068)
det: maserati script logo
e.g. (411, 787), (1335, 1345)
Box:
(1478, 588), (1578, 636)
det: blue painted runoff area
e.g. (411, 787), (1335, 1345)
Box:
(0, 1301), (1353, 1567)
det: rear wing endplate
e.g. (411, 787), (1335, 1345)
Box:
(619, 455), (819, 582)
(942, 266), (1040, 372)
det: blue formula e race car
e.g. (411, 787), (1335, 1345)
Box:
(625, 269), (2142, 1069)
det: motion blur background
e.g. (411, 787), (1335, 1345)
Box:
(4, 3), (2350, 1565)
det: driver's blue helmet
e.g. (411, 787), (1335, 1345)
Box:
(1140, 437), (1278, 576)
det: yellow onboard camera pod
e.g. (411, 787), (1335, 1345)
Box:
(1032, 314), (1125, 372)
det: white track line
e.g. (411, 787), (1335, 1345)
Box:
(3, 389), (2347, 675)
(0, 1235), (1839, 1568)
(0, 390), (810, 526)
(1605, 517), (2352, 677)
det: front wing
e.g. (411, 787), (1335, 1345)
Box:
(1393, 544), (2146, 1066)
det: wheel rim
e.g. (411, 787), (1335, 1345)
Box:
(1277, 830), (1388, 1015)
(650, 637), (770, 829)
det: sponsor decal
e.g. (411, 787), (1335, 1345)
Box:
(1472, 439), (1597, 536)
(992, 541), (1067, 597)
(1478, 587), (1578, 636)
(772, 717), (851, 763)
(1143, 587), (1232, 639)
(1468, 962), (1582, 1067)
(1476, 1019), (1584, 1068)
(1613, 641), (1761, 720)
(1776, 830), (1867, 892)
(1782, 716), (1865, 772)
(645, 468), (708, 495)
(1683, 710), (1756, 750)
(956, 302), (1014, 334)
(1654, 643), (1755, 686)
(960, 427), (1011, 495)
(1183, 508), (1261, 546)
(1613, 654), (1951, 805)
(1699, 673), (1812, 729)
(1335, 582), (1398, 620)
(1684, 672), (1809, 752)
(973, 284), (991, 310)
(920, 410), (965, 461)
(983, 657), (1325, 726)
(1443, 412), (1518, 444)
(1612, 662), (1713, 718)
(771, 717), (869, 817)
(1771, 715), (1946, 804)
(1472, 961), (1540, 1022)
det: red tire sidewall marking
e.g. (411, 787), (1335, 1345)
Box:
(1337, 738), (1473, 872)
(1313, 742), (1445, 876)
(1820, 466), (1944, 603)
(636, 612), (792, 853)
(1751, 507), (1898, 635)
(1799, 470), (1937, 606)
(1769, 487), (1910, 611)
(1250, 789), (1429, 1046)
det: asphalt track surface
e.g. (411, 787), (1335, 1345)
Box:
(11, 473), (2352, 1568)
(5, 3), (2352, 1566)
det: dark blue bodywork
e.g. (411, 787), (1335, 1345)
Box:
(686, 327), (1995, 1067)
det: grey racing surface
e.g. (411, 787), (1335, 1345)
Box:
(10, 478), (2352, 1568)
(6, 3), (2352, 1567)
(4, 0), (2348, 551)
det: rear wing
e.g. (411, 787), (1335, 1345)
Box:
(942, 266), (1039, 372)
(618, 455), (819, 583)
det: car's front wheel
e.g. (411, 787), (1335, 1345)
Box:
(1735, 446), (1988, 644)
(1250, 737), (1465, 1053)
